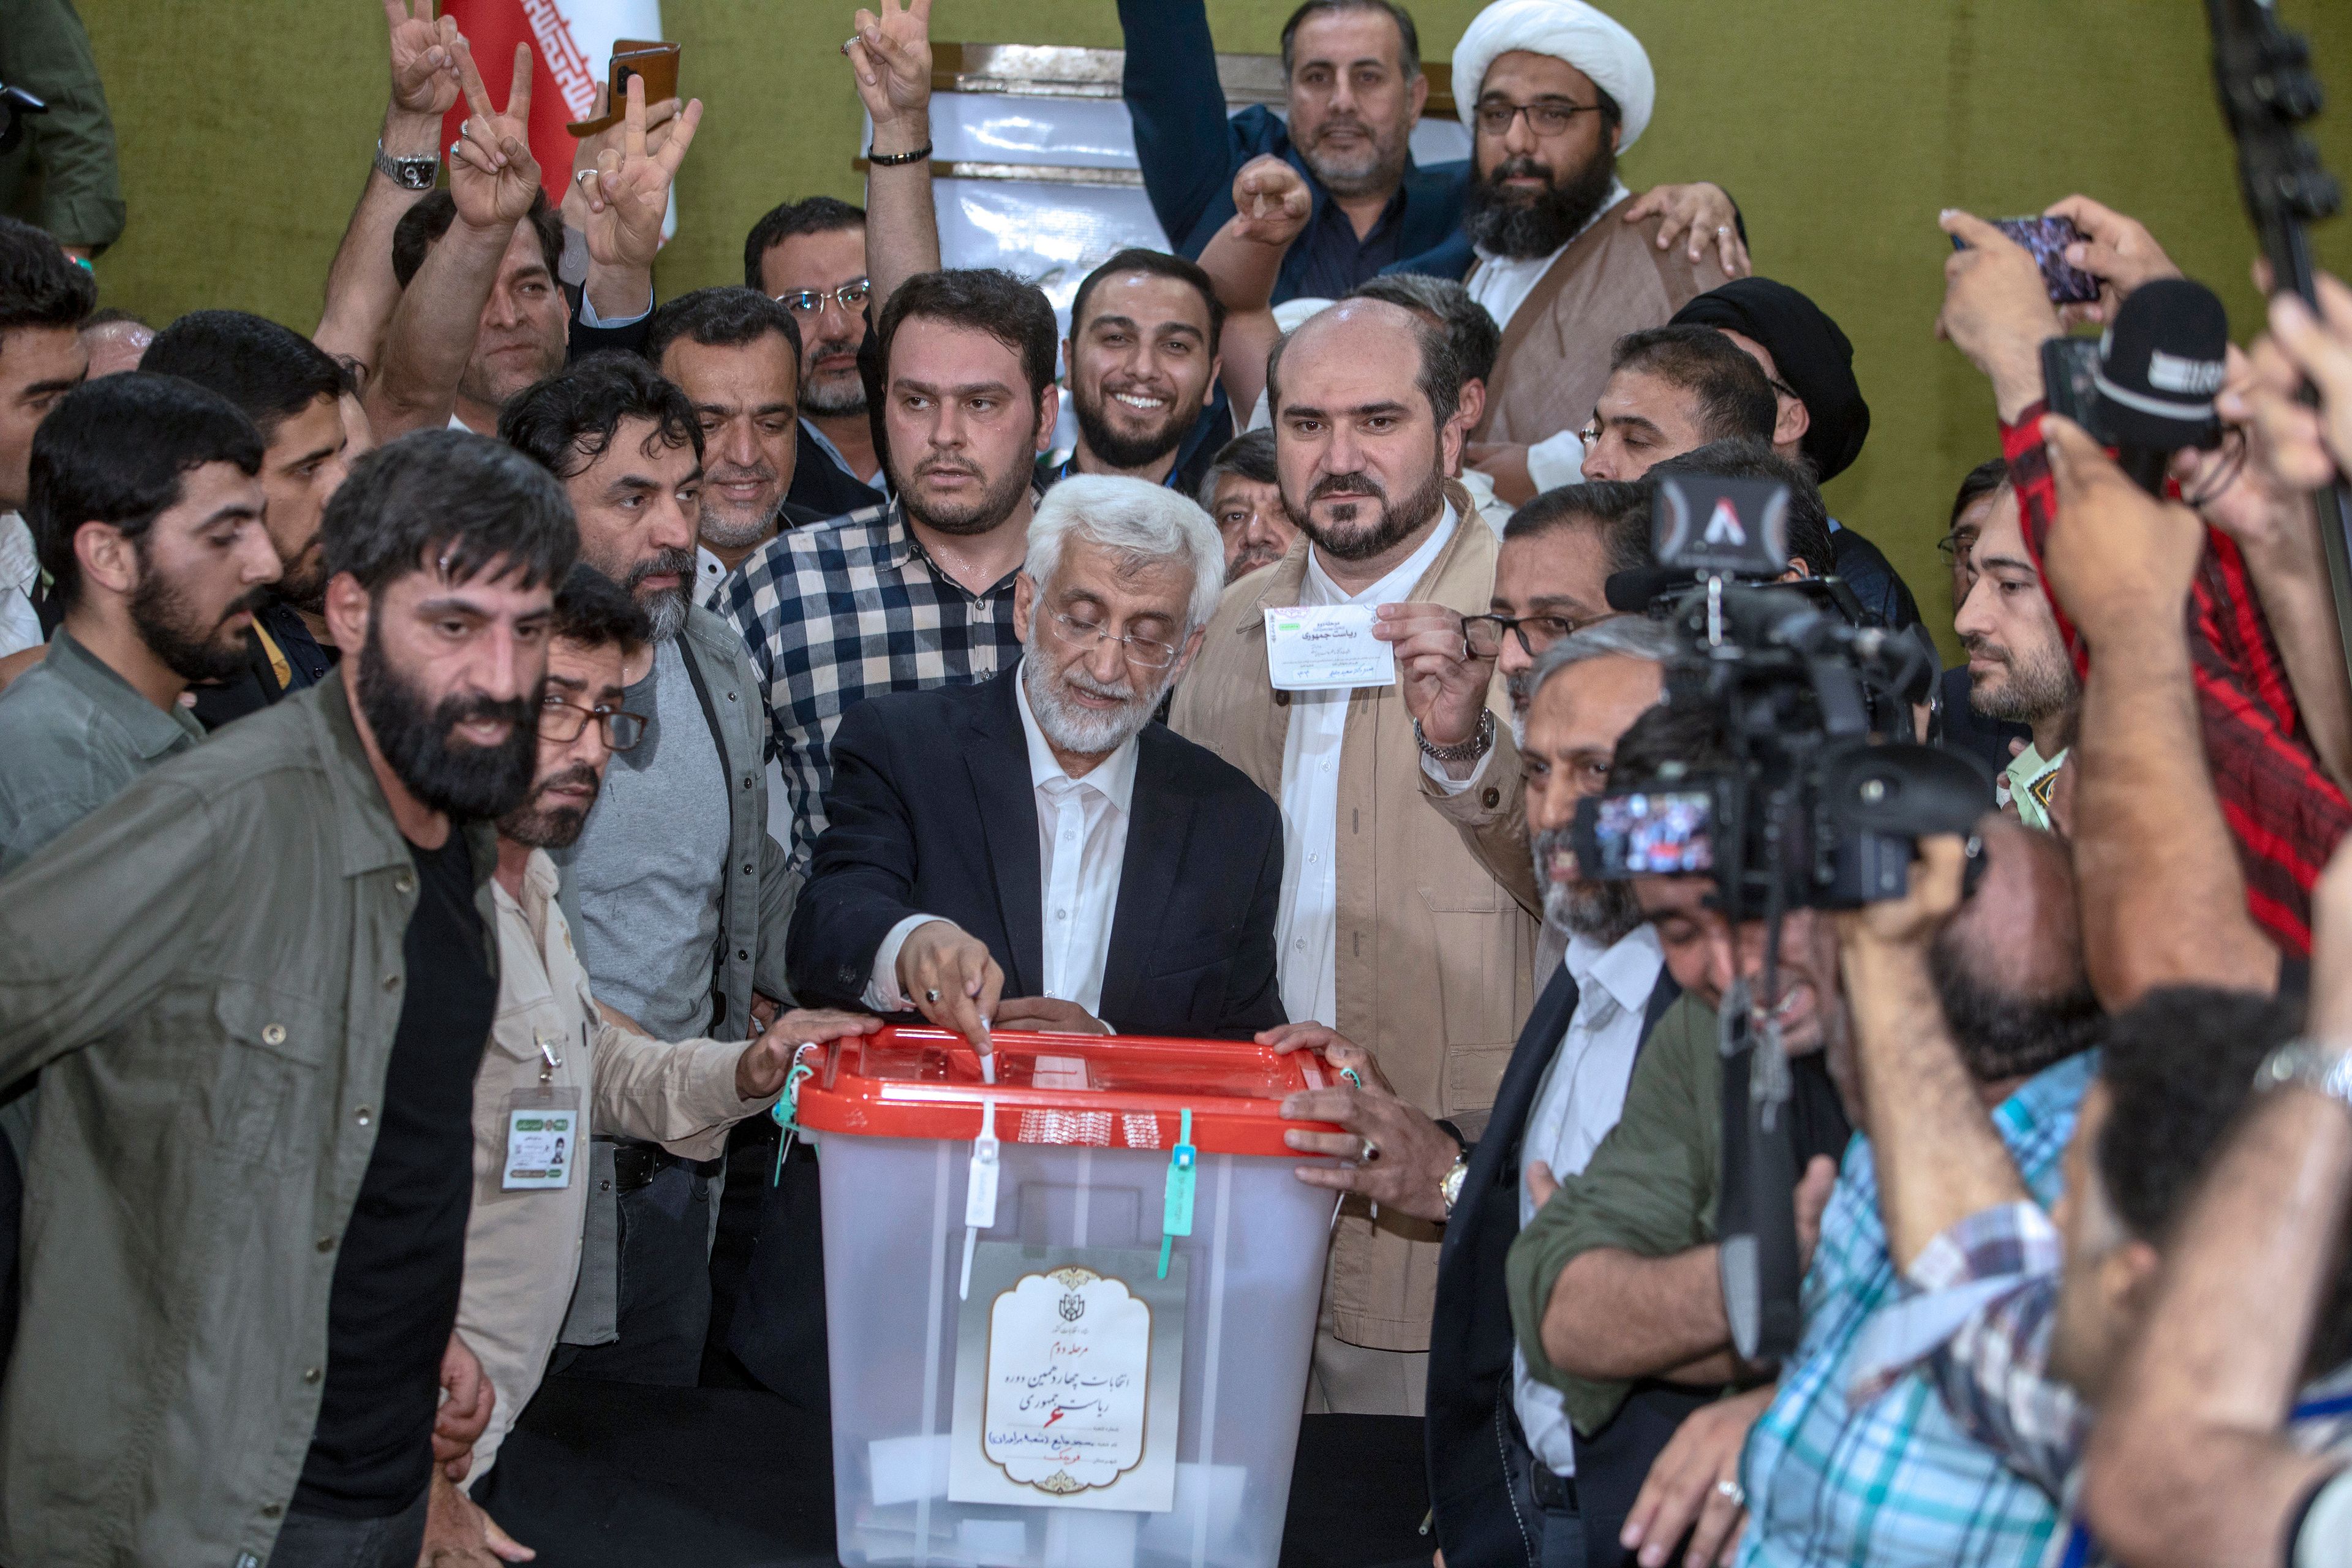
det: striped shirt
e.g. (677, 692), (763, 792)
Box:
(718, 499), (1025, 867)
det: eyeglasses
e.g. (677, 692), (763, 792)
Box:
(539, 696), (646, 752)
(1935, 532), (1977, 568)
(1462, 612), (1607, 661)
(1474, 100), (1605, 137)
(1577, 419), (1604, 450)
(774, 279), (871, 316)
(1046, 611), (1180, 671)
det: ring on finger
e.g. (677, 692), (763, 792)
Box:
(1359, 1138), (1380, 1163)
(924, 988), (942, 1005)
(1714, 1478), (1746, 1507)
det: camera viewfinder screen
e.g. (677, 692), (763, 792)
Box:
(1596, 790), (1716, 876)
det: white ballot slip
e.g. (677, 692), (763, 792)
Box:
(1264, 604), (1396, 692)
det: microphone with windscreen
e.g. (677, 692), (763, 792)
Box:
(2044, 276), (2230, 496)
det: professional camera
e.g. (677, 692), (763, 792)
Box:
(1572, 472), (1988, 918)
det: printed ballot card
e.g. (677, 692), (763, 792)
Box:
(949, 1243), (1187, 1512)
(1264, 604), (1396, 692)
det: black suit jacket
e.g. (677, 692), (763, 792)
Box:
(1428, 959), (1682, 1568)
(786, 418), (887, 519)
(787, 665), (1286, 1038)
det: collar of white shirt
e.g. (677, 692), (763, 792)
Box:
(1300, 501), (1459, 610)
(1012, 657), (1142, 813)
(1562, 921), (1664, 1019)
(1471, 178), (1635, 274)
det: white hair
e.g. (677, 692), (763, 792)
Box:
(1526, 616), (1680, 704)
(1025, 474), (1226, 635)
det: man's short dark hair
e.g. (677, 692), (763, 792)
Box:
(1267, 303), (1463, 431)
(549, 562), (651, 651)
(1951, 456), (2010, 527)
(1506, 479), (1651, 578)
(28, 373), (265, 611)
(1196, 427), (1280, 512)
(646, 285), (805, 371)
(391, 190), (564, 291)
(875, 268), (1060, 412)
(498, 351), (703, 482)
(2097, 987), (2304, 1246)
(1279, 0), (1420, 80)
(1348, 273), (1501, 386)
(1610, 325), (1778, 448)
(0, 216), (96, 343)
(1648, 439), (1836, 579)
(322, 428), (576, 595)
(742, 195), (866, 291)
(1608, 694), (1732, 790)
(141, 311), (350, 444)
(1069, 248), (1226, 353)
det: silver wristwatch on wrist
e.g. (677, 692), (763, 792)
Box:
(1415, 708), (1496, 766)
(2256, 1039), (2352, 1111)
(374, 140), (440, 192)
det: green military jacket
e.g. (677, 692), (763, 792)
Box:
(1506, 992), (1722, 1435)
(0, 674), (496, 1567)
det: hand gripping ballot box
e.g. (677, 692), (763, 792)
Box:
(793, 1025), (1343, 1568)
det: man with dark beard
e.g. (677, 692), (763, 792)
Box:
(499, 352), (799, 1387)
(1446, 0), (1738, 506)
(0, 429), (573, 1566)
(1955, 479), (2079, 832)
(788, 475), (1281, 1041)
(1042, 249), (1229, 499)
(0, 372), (271, 869)
(141, 311), (356, 728)
(1266, 620), (1679, 1567)
(1170, 296), (1536, 1415)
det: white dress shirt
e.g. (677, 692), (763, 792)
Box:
(867, 662), (1141, 1017)
(0, 513), (40, 660)
(1512, 922), (1666, 1475)
(1272, 505), (1459, 1027)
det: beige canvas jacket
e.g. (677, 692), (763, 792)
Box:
(1170, 497), (1537, 1351)
(457, 849), (777, 1480)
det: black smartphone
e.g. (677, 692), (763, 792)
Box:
(2040, 336), (2104, 432)
(1951, 216), (2101, 304)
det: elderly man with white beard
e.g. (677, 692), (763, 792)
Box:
(785, 474), (1286, 1041)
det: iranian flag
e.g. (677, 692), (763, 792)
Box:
(437, 0), (665, 209)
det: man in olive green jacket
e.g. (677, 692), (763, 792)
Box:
(0, 430), (573, 1567)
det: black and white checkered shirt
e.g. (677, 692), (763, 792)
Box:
(720, 498), (1025, 867)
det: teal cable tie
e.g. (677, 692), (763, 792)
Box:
(1159, 1107), (1197, 1280)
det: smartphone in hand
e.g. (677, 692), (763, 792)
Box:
(1952, 216), (2101, 304)
(566, 40), (680, 136)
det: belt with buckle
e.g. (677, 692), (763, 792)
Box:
(611, 1142), (685, 1194)
(1529, 1465), (1578, 1513)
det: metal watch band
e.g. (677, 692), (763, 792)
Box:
(1415, 708), (1495, 765)
(1438, 1154), (1470, 1218)
(374, 140), (439, 191)
(2257, 1039), (2352, 1111)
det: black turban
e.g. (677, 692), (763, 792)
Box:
(1670, 277), (1871, 481)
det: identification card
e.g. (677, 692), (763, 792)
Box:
(1264, 604), (1395, 692)
(500, 1085), (582, 1191)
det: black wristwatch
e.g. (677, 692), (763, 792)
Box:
(374, 139), (439, 192)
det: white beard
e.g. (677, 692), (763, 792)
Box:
(1023, 653), (1165, 759)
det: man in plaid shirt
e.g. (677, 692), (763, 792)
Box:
(723, 268), (1061, 868)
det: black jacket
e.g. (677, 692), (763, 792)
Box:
(786, 665), (1286, 1038)
(786, 418), (887, 519)
(1428, 960), (1683, 1568)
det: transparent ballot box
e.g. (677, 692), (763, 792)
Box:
(796, 1026), (1343, 1568)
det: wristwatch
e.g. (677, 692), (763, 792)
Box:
(1438, 1153), (1470, 1218)
(2258, 1039), (2352, 1112)
(1415, 708), (1496, 767)
(374, 139), (440, 192)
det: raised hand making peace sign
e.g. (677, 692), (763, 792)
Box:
(382, 0), (461, 119)
(846, 0), (934, 135)
(447, 36), (540, 234)
(575, 74), (706, 273)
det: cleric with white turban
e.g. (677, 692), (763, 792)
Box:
(1451, 0), (1656, 151)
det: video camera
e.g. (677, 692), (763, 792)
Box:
(1569, 473), (1991, 1362)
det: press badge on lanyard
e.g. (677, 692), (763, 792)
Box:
(501, 1030), (584, 1191)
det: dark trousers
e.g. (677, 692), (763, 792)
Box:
(725, 1137), (832, 1413)
(262, 1488), (429, 1568)
(552, 1158), (714, 1385)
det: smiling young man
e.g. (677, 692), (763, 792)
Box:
(0, 374), (272, 869)
(1044, 248), (1227, 497)
(0, 429), (575, 1567)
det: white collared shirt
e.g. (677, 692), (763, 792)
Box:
(1273, 504), (1460, 1027)
(867, 659), (1141, 1017)
(1464, 180), (1632, 333)
(1512, 922), (1667, 1475)
(0, 512), (40, 660)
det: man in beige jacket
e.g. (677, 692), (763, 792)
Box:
(425, 565), (874, 1559)
(1170, 299), (1536, 1414)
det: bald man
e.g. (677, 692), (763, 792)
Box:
(1172, 298), (1536, 1414)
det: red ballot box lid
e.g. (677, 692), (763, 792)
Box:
(792, 1025), (1347, 1157)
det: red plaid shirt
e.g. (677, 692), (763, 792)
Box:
(2003, 405), (2348, 956)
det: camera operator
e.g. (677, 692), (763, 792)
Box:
(1836, 827), (2342, 1568)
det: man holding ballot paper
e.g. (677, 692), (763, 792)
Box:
(1170, 298), (1538, 1417)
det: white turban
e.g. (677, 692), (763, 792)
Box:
(1451, 0), (1656, 152)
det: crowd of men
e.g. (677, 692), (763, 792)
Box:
(0, 0), (2350, 1565)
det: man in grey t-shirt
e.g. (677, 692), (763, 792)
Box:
(504, 356), (798, 1384)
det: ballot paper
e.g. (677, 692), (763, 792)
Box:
(1264, 604), (1396, 692)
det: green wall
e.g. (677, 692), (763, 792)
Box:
(75, 1), (2352, 638)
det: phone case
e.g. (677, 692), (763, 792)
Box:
(566, 42), (680, 136)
